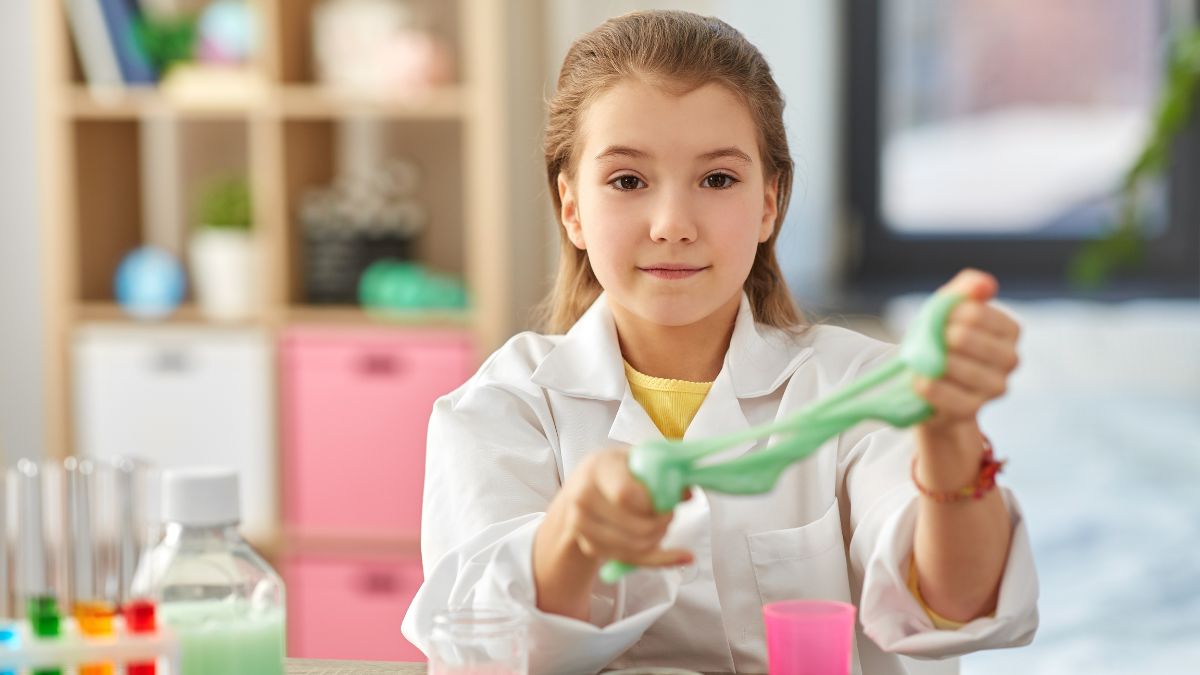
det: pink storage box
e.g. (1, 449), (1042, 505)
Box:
(282, 327), (475, 538)
(285, 553), (425, 661)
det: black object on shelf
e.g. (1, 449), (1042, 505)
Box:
(299, 159), (427, 304)
(303, 226), (416, 304)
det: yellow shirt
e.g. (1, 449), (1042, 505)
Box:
(908, 559), (967, 630)
(623, 360), (712, 440)
(623, 359), (962, 630)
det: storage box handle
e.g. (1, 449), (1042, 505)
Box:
(357, 353), (402, 376)
(355, 568), (401, 595)
(149, 348), (191, 374)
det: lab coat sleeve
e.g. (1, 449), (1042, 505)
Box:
(836, 346), (1039, 659)
(400, 377), (679, 675)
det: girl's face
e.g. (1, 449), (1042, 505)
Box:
(557, 78), (778, 328)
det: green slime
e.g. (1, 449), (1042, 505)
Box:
(599, 291), (964, 583)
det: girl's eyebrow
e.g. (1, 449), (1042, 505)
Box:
(697, 146), (753, 164)
(594, 145), (753, 164)
(594, 145), (649, 161)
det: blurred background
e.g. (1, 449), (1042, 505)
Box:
(0, 0), (1196, 673)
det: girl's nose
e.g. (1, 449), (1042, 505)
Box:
(648, 189), (698, 243)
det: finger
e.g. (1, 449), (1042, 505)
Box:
(948, 300), (1020, 341)
(585, 499), (673, 544)
(938, 268), (998, 303)
(941, 353), (1008, 400)
(914, 376), (987, 420)
(595, 462), (656, 515)
(575, 514), (664, 558)
(622, 547), (694, 568)
(581, 481), (673, 537)
(944, 324), (1020, 373)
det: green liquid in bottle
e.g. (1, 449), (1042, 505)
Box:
(160, 601), (285, 675)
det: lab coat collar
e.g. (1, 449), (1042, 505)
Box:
(530, 291), (629, 401)
(530, 290), (814, 402)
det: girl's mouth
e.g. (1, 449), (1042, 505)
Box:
(638, 264), (710, 280)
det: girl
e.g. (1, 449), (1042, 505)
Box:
(402, 10), (1037, 674)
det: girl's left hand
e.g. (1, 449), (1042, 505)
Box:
(913, 268), (1021, 438)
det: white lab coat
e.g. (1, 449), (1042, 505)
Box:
(401, 292), (1038, 674)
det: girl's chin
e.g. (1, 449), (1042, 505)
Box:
(628, 296), (727, 328)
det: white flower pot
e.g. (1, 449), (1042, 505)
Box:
(189, 228), (259, 320)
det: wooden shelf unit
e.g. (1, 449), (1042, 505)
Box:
(63, 83), (470, 121)
(34, 0), (550, 554)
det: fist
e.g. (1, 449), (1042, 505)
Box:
(914, 268), (1021, 433)
(557, 448), (693, 568)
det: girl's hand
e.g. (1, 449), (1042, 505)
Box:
(914, 268), (1021, 440)
(552, 447), (693, 568)
(534, 448), (691, 619)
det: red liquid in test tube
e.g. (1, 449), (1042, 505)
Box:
(124, 599), (157, 675)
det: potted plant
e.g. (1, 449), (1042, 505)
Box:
(189, 175), (258, 320)
(1069, 27), (1200, 288)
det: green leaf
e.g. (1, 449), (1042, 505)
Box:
(197, 176), (253, 230)
(1069, 26), (1199, 288)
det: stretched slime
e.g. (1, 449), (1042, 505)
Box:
(599, 291), (964, 583)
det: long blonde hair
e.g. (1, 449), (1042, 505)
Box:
(539, 10), (805, 334)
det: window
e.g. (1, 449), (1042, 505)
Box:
(844, 0), (1199, 295)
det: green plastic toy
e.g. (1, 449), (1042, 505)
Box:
(598, 291), (965, 584)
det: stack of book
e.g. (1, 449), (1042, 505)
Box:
(66, 0), (158, 89)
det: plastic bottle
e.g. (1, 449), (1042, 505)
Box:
(132, 468), (285, 675)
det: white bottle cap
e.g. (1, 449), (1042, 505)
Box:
(161, 467), (241, 526)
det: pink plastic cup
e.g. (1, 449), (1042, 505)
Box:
(763, 600), (856, 675)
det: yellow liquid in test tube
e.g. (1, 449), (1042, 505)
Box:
(74, 601), (116, 675)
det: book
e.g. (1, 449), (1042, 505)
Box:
(64, 0), (123, 88)
(97, 0), (158, 84)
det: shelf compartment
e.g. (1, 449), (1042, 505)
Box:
(72, 117), (255, 307)
(281, 118), (466, 306)
(276, 0), (463, 86)
(74, 119), (143, 302)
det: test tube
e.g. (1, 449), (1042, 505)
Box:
(12, 460), (60, 675)
(114, 457), (143, 606)
(125, 599), (158, 675)
(13, 459), (50, 605)
(28, 595), (63, 675)
(0, 623), (18, 675)
(65, 458), (116, 675)
(0, 460), (8, 620)
(66, 457), (97, 603)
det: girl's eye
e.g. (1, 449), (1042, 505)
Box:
(704, 173), (738, 189)
(609, 175), (645, 191)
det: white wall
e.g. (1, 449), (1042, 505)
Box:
(0, 0), (45, 463)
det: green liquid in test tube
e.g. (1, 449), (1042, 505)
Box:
(28, 595), (62, 675)
(1, 622), (19, 675)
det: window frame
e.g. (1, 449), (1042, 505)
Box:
(842, 0), (1200, 298)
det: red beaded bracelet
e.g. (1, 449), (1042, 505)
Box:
(911, 435), (1005, 503)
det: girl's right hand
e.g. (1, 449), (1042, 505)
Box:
(533, 447), (692, 619)
(555, 447), (693, 568)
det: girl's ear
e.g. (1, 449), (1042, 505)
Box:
(558, 172), (586, 250)
(759, 173), (779, 243)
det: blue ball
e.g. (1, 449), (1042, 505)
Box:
(198, 0), (256, 63)
(114, 246), (186, 320)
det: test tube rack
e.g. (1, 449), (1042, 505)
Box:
(0, 614), (179, 674)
